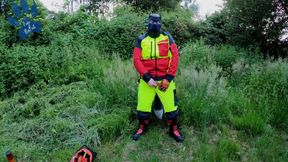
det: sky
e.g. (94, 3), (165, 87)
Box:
(39, 0), (224, 18)
(39, 0), (65, 12)
(196, 0), (224, 18)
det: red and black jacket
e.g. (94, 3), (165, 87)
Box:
(133, 31), (179, 82)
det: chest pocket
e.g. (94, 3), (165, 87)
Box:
(158, 39), (169, 57)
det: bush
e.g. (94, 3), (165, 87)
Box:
(230, 111), (266, 135)
(90, 56), (138, 108)
(81, 7), (197, 58)
(0, 40), (101, 98)
(161, 9), (197, 46)
(243, 60), (288, 129)
(0, 16), (11, 44)
(1, 5), (198, 58)
(214, 46), (242, 70)
(90, 7), (146, 58)
(214, 45), (262, 79)
(0, 46), (42, 96)
(177, 64), (229, 127)
(180, 39), (214, 69)
(180, 41), (262, 74)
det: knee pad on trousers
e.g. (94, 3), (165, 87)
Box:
(165, 110), (179, 121)
(174, 90), (179, 106)
(137, 111), (150, 122)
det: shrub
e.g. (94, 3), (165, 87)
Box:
(161, 9), (197, 46)
(230, 111), (266, 135)
(0, 40), (101, 97)
(243, 60), (288, 129)
(214, 45), (262, 78)
(83, 7), (197, 58)
(177, 64), (229, 127)
(90, 56), (138, 108)
(91, 8), (146, 58)
(180, 39), (214, 69)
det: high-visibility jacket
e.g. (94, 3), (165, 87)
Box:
(133, 32), (179, 81)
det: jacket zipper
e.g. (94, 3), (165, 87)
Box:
(150, 41), (152, 60)
(154, 38), (158, 81)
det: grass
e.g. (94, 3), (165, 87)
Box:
(0, 41), (288, 161)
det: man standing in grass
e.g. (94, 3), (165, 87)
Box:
(132, 13), (184, 142)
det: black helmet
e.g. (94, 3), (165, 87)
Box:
(148, 13), (161, 33)
(149, 13), (161, 22)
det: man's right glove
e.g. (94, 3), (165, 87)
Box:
(159, 79), (170, 91)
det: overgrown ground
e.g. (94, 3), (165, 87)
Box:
(1, 40), (288, 161)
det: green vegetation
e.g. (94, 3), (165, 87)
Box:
(0, 0), (288, 161)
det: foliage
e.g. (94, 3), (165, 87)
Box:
(160, 9), (197, 46)
(0, 7), (198, 98)
(180, 40), (262, 76)
(0, 2), (288, 161)
(196, 11), (229, 45)
(200, 0), (288, 57)
(122, 0), (181, 11)
(79, 0), (115, 16)
(1, 3), (198, 57)
(179, 41), (288, 135)
(90, 7), (196, 57)
(177, 63), (229, 127)
(47, 7), (196, 58)
(1, 38), (288, 161)
(0, 40), (101, 97)
(181, 0), (199, 14)
(243, 60), (288, 129)
(89, 7), (146, 58)
(0, 50), (136, 161)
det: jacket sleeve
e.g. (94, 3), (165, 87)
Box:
(133, 37), (149, 78)
(166, 34), (179, 80)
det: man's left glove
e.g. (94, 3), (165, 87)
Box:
(159, 79), (170, 91)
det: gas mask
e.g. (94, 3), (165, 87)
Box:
(148, 13), (161, 33)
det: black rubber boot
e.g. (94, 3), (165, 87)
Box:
(132, 112), (150, 141)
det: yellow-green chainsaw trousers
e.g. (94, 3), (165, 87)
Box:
(137, 79), (177, 113)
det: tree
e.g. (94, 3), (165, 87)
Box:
(86, 0), (111, 15)
(223, 0), (288, 57)
(63, 0), (114, 16)
(122, 0), (181, 11)
(197, 11), (230, 45)
(181, 0), (199, 14)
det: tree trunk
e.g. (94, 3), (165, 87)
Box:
(71, 0), (74, 13)
(67, 3), (70, 13)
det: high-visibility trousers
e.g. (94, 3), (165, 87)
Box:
(137, 79), (177, 113)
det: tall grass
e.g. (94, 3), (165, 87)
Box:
(177, 64), (229, 127)
(0, 39), (288, 161)
(0, 42), (137, 161)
